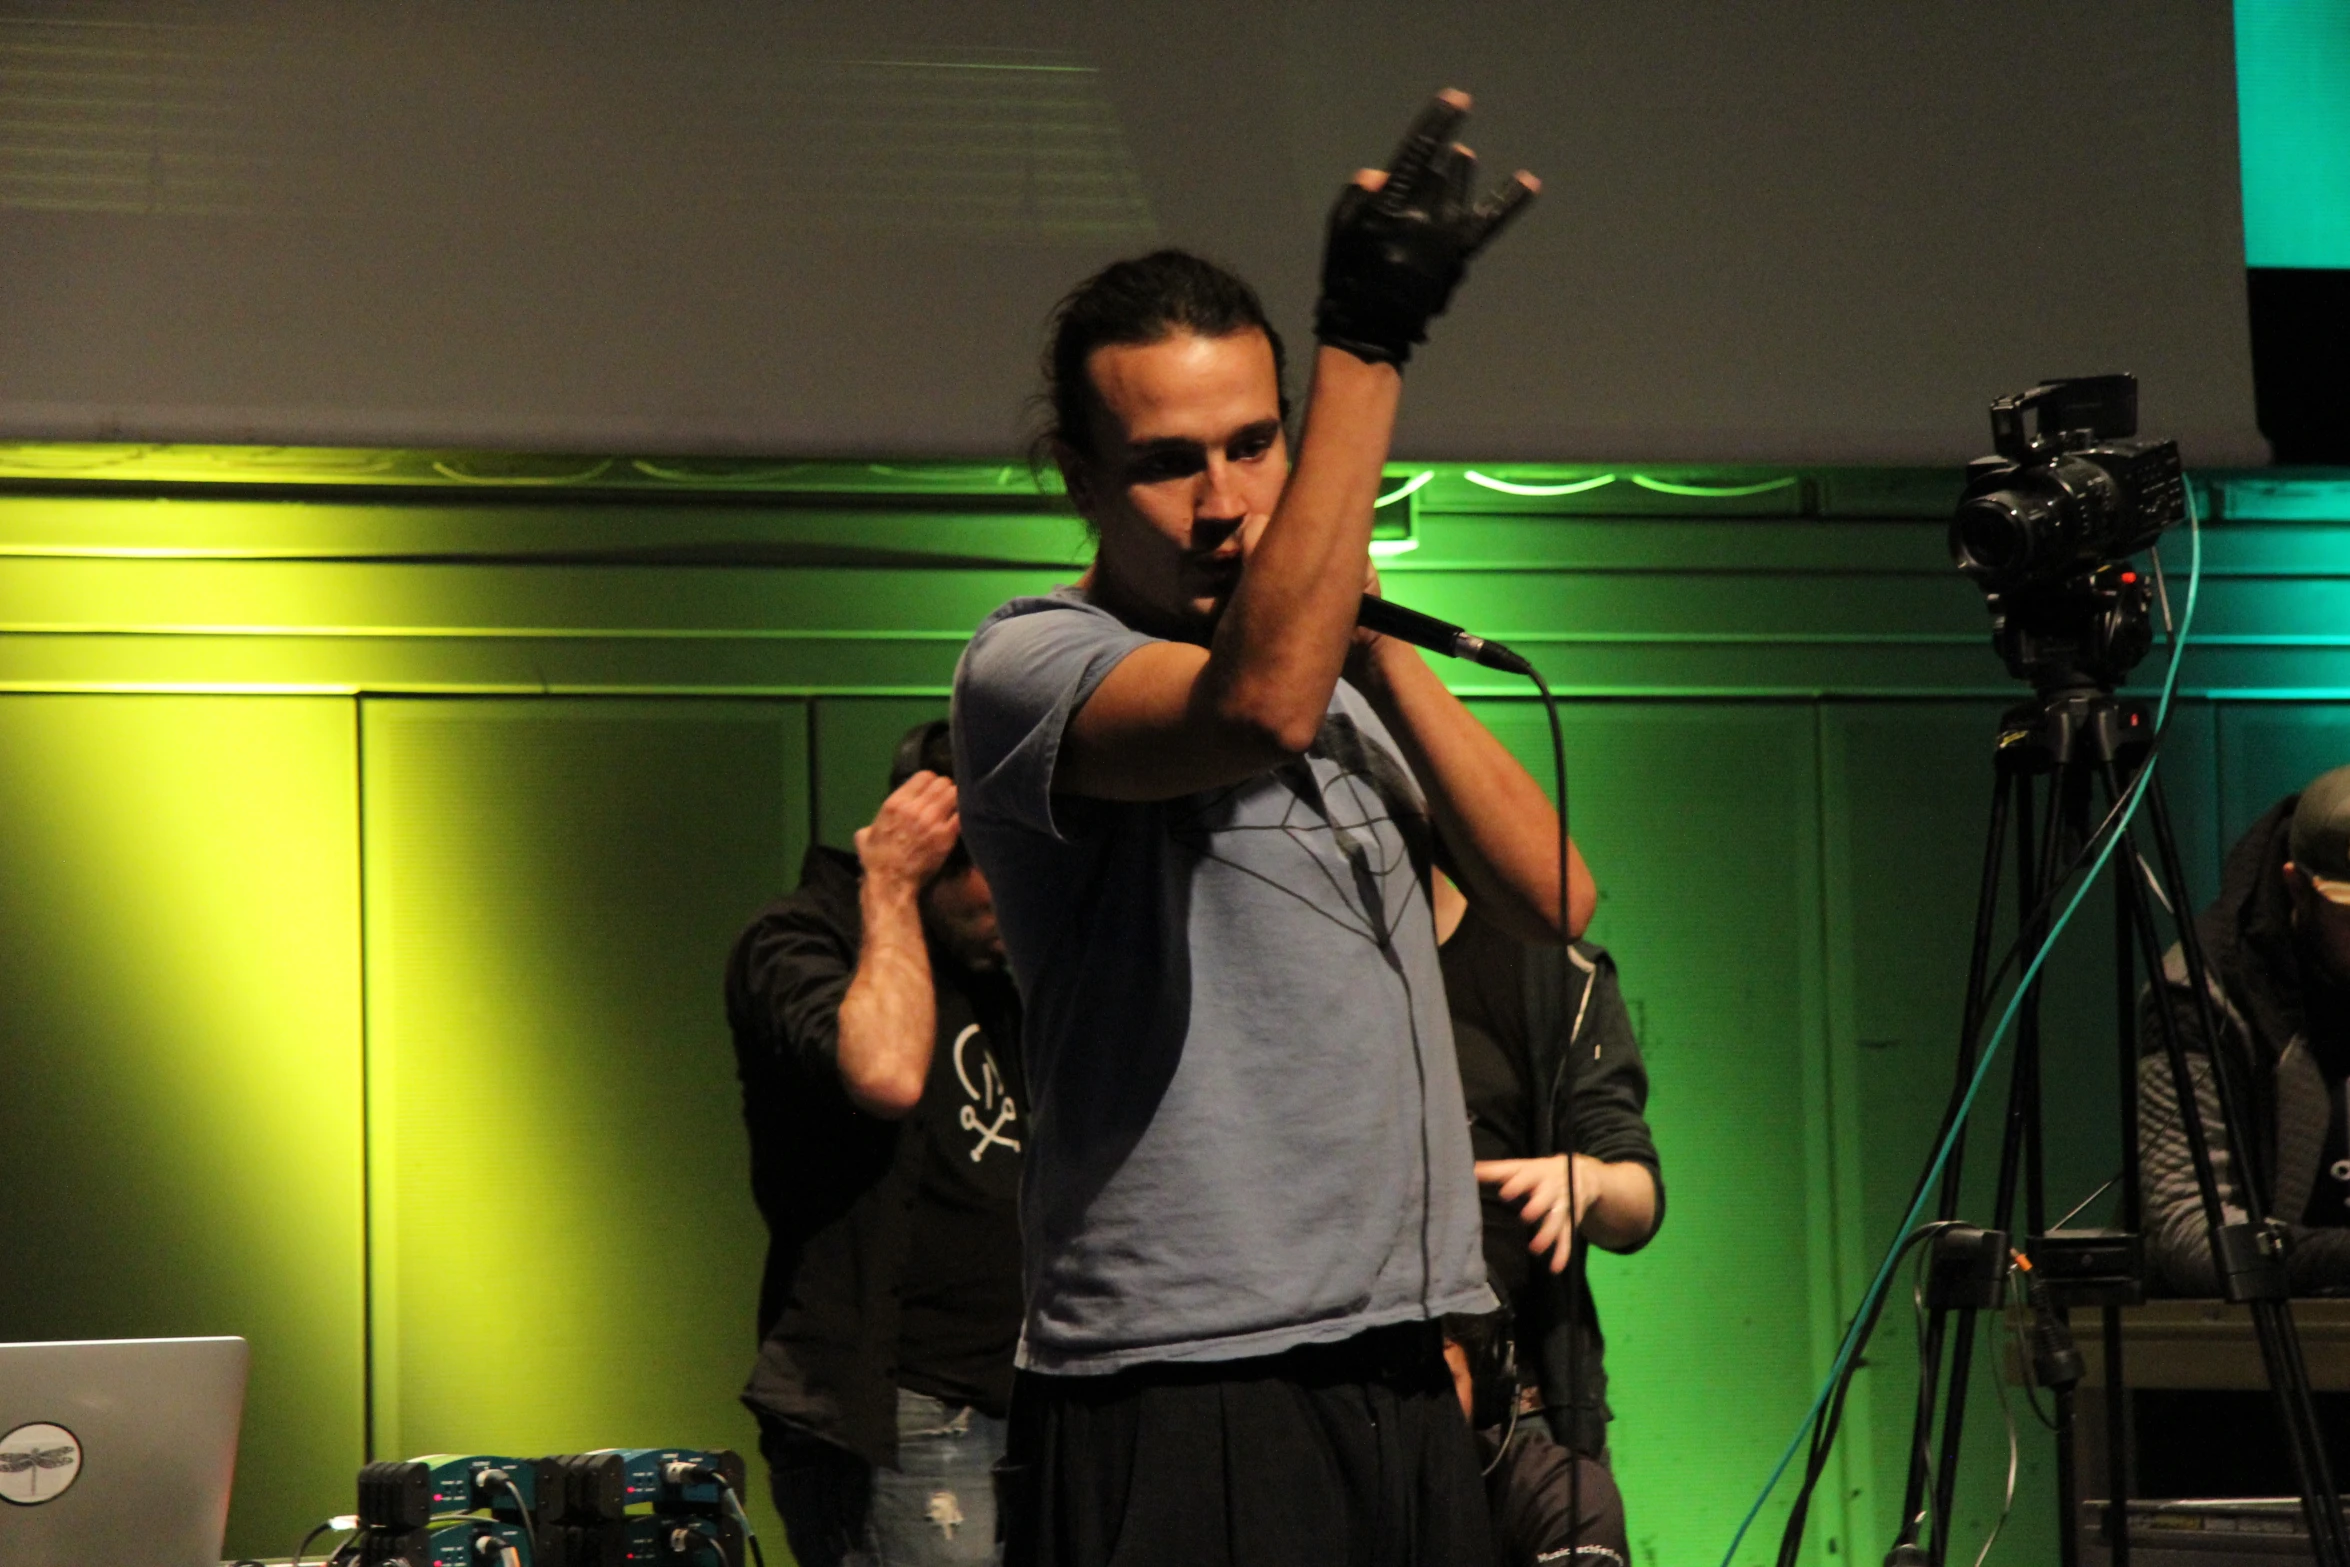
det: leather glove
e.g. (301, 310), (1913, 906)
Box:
(1314, 91), (1539, 368)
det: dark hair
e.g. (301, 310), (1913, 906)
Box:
(1034, 249), (1290, 472)
(888, 718), (954, 790)
(1442, 1308), (1519, 1429)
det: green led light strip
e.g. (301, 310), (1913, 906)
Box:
(1463, 471), (1617, 497)
(431, 459), (616, 486)
(1629, 475), (1799, 498)
(1374, 470), (1435, 507)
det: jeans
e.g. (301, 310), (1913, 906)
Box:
(764, 1389), (1006, 1567)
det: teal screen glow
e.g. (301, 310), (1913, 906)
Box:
(2237, 0), (2350, 266)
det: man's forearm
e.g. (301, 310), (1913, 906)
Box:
(1204, 348), (1401, 753)
(835, 876), (936, 1118)
(1356, 635), (1595, 941)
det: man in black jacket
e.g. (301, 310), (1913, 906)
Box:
(1432, 872), (1664, 1460)
(727, 720), (1024, 1567)
(2141, 762), (2350, 1294)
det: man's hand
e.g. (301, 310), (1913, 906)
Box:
(1314, 89), (1540, 368)
(1477, 1154), (1602, 1274)
(1475, 1154), (1658, 1274)
(854, 771), (960, 894)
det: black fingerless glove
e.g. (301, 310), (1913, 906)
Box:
(1313, 93), (1537, 368)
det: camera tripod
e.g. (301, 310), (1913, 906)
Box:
(1889, 685), (2349, 1567)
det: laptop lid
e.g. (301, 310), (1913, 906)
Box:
(0, 1337), (249, 1567)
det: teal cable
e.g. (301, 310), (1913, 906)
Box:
(1717, 486), (2204, 1567)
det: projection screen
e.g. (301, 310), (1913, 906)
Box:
(0, 0), (2264, 464)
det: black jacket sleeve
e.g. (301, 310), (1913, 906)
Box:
(730, 896), (856, 1087)
(725, 848), (871, 1098)
(1561, 949), (1665, 1254)
(723, 851), (900, 1255)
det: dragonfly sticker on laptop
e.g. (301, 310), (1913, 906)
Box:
(0, 1423), (81, 1504)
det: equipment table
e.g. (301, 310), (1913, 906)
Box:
(2047, 1300), (2350, 1566)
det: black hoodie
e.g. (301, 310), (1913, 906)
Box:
(2139, 794), (2350, 1294)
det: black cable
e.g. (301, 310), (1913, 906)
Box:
(292, 1517), (358, 1567)
(1524, 665), (1583, 1539)
(1776, 1222), (1971, 1567)
(291, 1524), (333, 1567)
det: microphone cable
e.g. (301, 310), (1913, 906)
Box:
(1375, 592), (1583, 1532)
(1525, 660), (1584, 1544)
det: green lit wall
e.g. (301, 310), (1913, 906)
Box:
(0, 447), (2347, 1567)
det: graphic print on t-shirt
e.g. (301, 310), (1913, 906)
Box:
(953, 1022), (1020, 1161)
(1166, 711), (1434, 957)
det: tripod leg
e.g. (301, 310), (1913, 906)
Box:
(2104, 829), (2135, 1567)
(1939, 766), (2020, 1214)
(1896, 768), (2020, 1555)
(2112, 814), (2144, 1241)
(2054, 1376), (2081, 1567)
(2140, 782), (2273, 1211)
(2102, 1304), (2131, 1567)
(1926, 767), (2065, 1566)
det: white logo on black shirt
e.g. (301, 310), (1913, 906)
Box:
(953, 1023), (1020, 1161)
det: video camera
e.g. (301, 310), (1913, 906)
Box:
(1950, 375), (2185, 692)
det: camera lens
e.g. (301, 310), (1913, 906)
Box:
(1952, 490), (2048, 577)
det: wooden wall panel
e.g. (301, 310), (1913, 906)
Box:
(0, 693), (364, 1560)
(360, 697), (807, 1554)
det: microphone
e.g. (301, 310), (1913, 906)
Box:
(1357, 594), (1534, 676)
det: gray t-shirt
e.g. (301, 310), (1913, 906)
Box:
(951, 588), (1493, 1374)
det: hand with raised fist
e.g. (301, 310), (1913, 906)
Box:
(1314, 89), (1540, 369)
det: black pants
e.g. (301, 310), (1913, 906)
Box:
(999, 1322), (1495, 1567)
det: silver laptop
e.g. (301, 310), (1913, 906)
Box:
(0, 1337), (249, 1567)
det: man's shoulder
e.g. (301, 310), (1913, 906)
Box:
(732, 847), (862, 961)
(961, 587), (1125, 663)
(952, 588), (1158, 837)
(955, 589), (1137, 732)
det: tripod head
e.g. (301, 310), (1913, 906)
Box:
(1978, 562), (2159, 699)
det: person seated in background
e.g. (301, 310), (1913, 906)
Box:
(1443, 1310), (1628, 1567)
(726, 720), (1023, 1567)
(2142, 762), (2350, 1294)
(1433, 872), (1663, 1462)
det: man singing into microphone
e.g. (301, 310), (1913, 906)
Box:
(952, 94), (1595, 1567)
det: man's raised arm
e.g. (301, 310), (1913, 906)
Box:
(1058, 93), (1538, 802)
(834, 772), (961, 1117)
